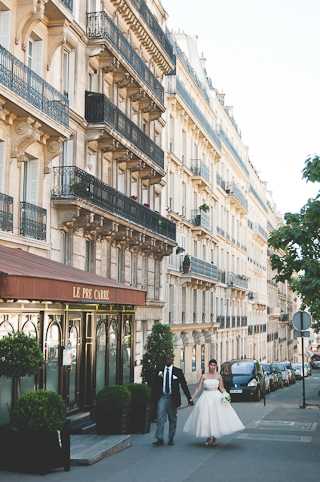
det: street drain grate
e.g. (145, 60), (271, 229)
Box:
(248, 421), (317, 432)
(237, 433), (312, 443)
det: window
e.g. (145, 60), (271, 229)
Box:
(181, 287), (186, 323)
(63, 49), (76, 104)
(182, 129), (186, 163)
(154, 259), (161, 300)
(61, 137), (74, 166)
(0, 140), (5, 192)
(117, 247), (125, 283)
(201, 345), (205, 372)
(28, 36), (43, 74)
(0, 10), (11, 50)
(21, 159), (39, 205)
(169, 115), (174, 152)
(192, 346), (196, 371)
(85, 239), (96, 273)
(210, 292), (214, 323)
(202, 291), (206, 322)
(182, 182), (186, 216)
(193, 290), (197, 323)
(169, 284), (174, 323)
(63, 231), (73, 265)
(143, 256), (148, 289)
(131, 252), (138, 287)
(87, 149), (97, 176)
(180, 348), (185, 372)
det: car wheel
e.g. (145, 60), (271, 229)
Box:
(254, 387), (261, 401)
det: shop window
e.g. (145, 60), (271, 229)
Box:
(68, 324), (79, 408)
(21, 320), (38, 394)
(96, 321), (106, 394)
(108, 319), (117, 385)
(0, 319), (13, 425)
(46, 323), (61, 393)
(122, 319), (132, 384)
(192, 345), (196, 372)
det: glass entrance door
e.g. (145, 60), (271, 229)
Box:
(68, 318), (81, 410)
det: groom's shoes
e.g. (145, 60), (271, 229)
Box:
(168, 439), (175, 446)
(152, 439), (164, 447)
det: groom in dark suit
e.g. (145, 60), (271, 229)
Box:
(152, 355), (193, 446)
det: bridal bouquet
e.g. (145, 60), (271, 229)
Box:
(221, 391), (231, 405)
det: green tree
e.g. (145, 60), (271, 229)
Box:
(268, 154), (320, 332)
(141, 323), (174, 385)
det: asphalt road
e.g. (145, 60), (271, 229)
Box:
(1, 372), (320, 482)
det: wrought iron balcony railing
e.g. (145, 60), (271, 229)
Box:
(0, 193), (13, 232)
(219, 129), (249, 176)
(227, 272), (248, 290)
(85, 91), (164, 169)
(0, 45), (69, 127)
(182, 255), (218, 281)
(87, 11), (164, 106)
(176, 79), (221, 149)
(191, 209), (210, 231)
(61, 0), (73, 10)
(191, 160), (210, 183)
(129, 0), (175, 64)
(217, 315), (225, 328)
(52, 166), (176, 241)
(226, 182), (248, 211)
(20, 201), (47, 241)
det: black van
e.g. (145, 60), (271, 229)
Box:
(221, 360), (266, 401)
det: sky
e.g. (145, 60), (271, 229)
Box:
(162, 0), (320, 214)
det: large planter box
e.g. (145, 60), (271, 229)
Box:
(96, 408), (129, 435)
(0, 427), (70, 474)
(129, 404), (151, 434)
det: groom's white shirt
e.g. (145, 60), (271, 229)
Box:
(162, 365), (173, 394)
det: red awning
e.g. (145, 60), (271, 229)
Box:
(0, 245), (145, 305)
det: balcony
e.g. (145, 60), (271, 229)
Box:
(85, 91), (164, 171)
(191, 160), (210, 189)
(216, 174), (227, 191)
(52, 166), (176, 242)
(191, 209), (210, 234)
(127, 0), (175, 66)
(226, 182), (248, 213)
(87, 11), (164, 108)
(174, 79), (221, 151)
(0, 193), (13, 232)
(219, 129), (249, 176)
(254, 223), (268, 244)
(218, 270), (226, 284)
(227, 272), (248, 290)
(181, 255), (218, 283)
(217, 316), (225, 328)
(20, 202), (47, 241)
(0, 45), (69, 129)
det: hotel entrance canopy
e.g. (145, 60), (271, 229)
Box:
(0, 245), (145, 306)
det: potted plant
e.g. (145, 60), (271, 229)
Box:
(199, 203), (209, 212)
(0, 332), (43, 404)
(0, 390), (69, 474)
(126, 384), (151, 434)
(182, 254), (191, 274)
(95, 385), (131, 434)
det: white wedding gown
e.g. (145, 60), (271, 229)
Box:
(183, 378), (245, 438)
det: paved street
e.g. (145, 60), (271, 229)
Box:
(1, 372), (320, 482)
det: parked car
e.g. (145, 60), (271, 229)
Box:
(271, 366), (284, 388)
(292, 363), (304, 379)
(271, 363), (290, 386)
(305, 362), (312, 376)
(221, 360), (266, 401)
(283, 362), (296, 384)
(310, 354), (320, 369)
(261, 363), (275, 391)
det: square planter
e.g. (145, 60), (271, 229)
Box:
(96, 408), (129, 435)
(0, 427), (70, 474)
(129, 404), (151, 434)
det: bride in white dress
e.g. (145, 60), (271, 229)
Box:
(183, 359), (244, 446)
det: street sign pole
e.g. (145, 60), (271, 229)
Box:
(300, 312), (306, 409)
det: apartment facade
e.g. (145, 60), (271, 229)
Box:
(163, 32), (296, 383)
(0, 0), (175, 423)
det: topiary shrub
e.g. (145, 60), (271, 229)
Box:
(95, 385), (131, 434)
(0, 332), (43, 378)
(141, 323), (174, 386)
(10, 390), (65, 432)
(126, 383), (151, 405)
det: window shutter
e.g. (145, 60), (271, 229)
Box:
(0, 11), (11, 50)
